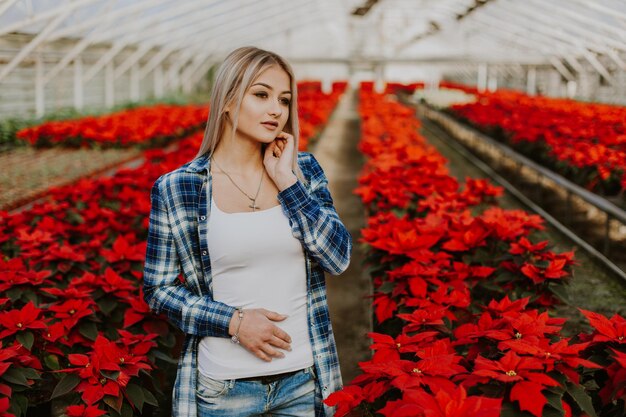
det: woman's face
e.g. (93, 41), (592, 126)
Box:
(230, 65), (292, 145)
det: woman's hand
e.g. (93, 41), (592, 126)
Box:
(229, 308), (292, 362)
(263, 132), (297, 191)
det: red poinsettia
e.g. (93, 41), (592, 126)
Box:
(403, 384), (502, 417)
(468, 351), (559, 417)
(580, 309), (626, 344)
(0, 302), (47, 339)
(65, 404), (107, 417)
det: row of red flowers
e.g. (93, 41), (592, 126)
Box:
(0, 85), (344, 417)
(440, 81), (626, 198)
(323, 84), (626, 417)
(16, 104), (208, 149)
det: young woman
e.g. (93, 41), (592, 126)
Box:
(142, 46), (352, 417)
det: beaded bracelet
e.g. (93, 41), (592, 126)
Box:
(230, 308), (244, 344)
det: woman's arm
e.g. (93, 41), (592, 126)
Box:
(142, 181), (236, 337)
(277, 153), (352, 275)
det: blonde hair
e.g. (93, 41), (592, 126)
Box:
(193, 46), (305, 184)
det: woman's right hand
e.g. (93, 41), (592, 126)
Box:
(229, 308), (292, 362)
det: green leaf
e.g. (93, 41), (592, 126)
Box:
(377, 281), (395, 294)
(143, 387), (159, 407)
(11, 393), (28, 417)
(23, 290), (38, 305)
(566, 382), (598, 417)
(20, 368), (40, 380)
(98, 298), (118, 315)
(544, 390), (565, 414)
(16, 331), (34, 351)
(6, 287), (22, 302)
(499, 401), (534, 417)
(78, 321), (98, 341)
(125, 383), (144, 412)
(103, 394), (123, 414)
(44, 354), (61, 371)
(101, 370), (120, 380)
(50, 373), (81, 399)
(1, 368), (30, 386)
(152, 350), (178, 364)
(121, 402), (134, 417)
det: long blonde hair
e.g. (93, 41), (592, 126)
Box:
(193, 46), (305, 184)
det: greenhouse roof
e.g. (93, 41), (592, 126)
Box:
(2, 0), (626, 70)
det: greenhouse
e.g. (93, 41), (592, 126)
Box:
(1, 1), (626, 416)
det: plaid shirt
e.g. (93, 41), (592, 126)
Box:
(143, 151), (352, 417)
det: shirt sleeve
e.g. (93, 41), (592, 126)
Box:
(277, 153), (352, 275)
(142, 179), (236, 337)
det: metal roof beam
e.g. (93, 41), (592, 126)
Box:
(46, 0), (171, 42)
(508, 0), (626, 56)
(0, 0), (101, 37)
(0, 1), (74, 83)
(527, 0), (626, 43)
(182, 2), (320, 57)
(128, 0), (266, 49)
(491, 2), (619, 83)
(0, 0), (20, 20)
(571, 0), (626, 22)
(44, 0), (178, 83)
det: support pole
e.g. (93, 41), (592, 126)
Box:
(130, 63), (140, 102)
(105, 61), (114, 108)
(526, 66), (537, 95)
(35, 53), (45, 118)
(74, 57), (84, 110)
(477, 63), (488, 92)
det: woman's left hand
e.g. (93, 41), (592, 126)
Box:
(263, 131), (297, 191)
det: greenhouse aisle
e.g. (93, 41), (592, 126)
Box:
(311, 88), (372, 383)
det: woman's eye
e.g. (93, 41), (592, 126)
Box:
(254, 92), (268, 98)
(280, 98), (291, 105)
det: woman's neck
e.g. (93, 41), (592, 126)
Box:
(211, 129), (264, 176)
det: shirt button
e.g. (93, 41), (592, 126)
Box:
(202, 250), (207, 256)
(200, 215), (206, 221)
(323, 386), (328, 391)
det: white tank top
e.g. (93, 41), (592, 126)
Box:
(198, 198), (314, 379)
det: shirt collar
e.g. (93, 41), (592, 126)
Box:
(184, 153), (211, 174)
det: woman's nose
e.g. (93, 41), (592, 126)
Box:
(269, 100), (282, 117)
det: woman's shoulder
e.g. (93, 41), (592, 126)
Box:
(152, 159), (205, 197)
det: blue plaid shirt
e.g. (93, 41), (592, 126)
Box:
(143, 151), (352, 417)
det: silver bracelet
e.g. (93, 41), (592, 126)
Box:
(231, 308), (244, 344)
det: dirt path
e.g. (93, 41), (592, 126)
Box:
(311, 88), (372, 384)
(1, 147), (141, 211)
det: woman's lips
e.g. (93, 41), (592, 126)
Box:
(261, 122), (278, 130)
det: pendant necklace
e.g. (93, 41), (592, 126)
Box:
(211, 157), (264, 211)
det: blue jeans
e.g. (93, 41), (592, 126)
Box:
(196, 367), (316, 417)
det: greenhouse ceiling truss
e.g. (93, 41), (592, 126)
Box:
(1, 0), (626, 116)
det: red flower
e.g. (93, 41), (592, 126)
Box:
(48, 299), (96, 330)
(0, 302), (47, 339)
(403, 384), (502, 417)
(580, 309), (626, 344)
(520, 258), (569, 284)
(470, 351), (559, 417)
(65, 404), (107, 417)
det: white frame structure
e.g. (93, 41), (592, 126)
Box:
(1, 0), (626, 117)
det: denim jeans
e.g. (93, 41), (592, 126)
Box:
(196, 366), (316, 417)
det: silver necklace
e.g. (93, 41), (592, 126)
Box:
(211, 157), (264, 211)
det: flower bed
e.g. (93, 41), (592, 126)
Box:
(0, 86), (344, 417)
(440, 81), (626, 199)
(16, 104), (209, 149)
(324, 85), (626, 417)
